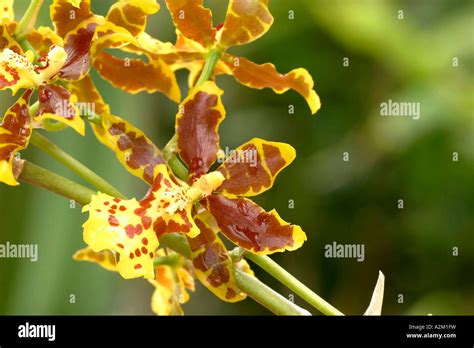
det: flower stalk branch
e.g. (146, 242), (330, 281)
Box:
(15, 0), (45, 40)
(29, 132), (126, 199)
(244, 251), (345, 316)
(19, 160), (96, 205)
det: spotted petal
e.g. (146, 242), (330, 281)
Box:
(187, 211), (247, 302)
(165, 0), (216, 48)
(0, 90), (32, 186)
(217, 0), (273, 49)
(35, 84), (85, 135)
(216, 138), (295, 197)
(82, 192), (160, 279)
(202, 195), (306, 254)
(223, 55), (321, 114)
(93, 113), (166, 185)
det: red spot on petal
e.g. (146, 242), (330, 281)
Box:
(149, 252), (154, 258)
(113, 198), (120, 203)
(125, 224), (143, 239)
(119, 205), (126, 211)
(104, 201), (110, 206)
(108, 215), (119, 227)
(141, 247), (148, 254)
(129, 252), (134, 259)
(117, 243), (124, 249)
(134, 264), (142, 270)
(135, 249), (141, 257)
(142, 237), (148, 245)
(111, 204), (117, 209)
(134, 207), (146, 217)
(141, 216), (152, 229)
(108, 209), (116, 214)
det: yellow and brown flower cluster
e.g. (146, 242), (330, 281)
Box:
(0, 0), (320, 314)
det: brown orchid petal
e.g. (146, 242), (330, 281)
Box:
(60, 18), (103, 81)
(176, 81), (226, 179)
(202, 195), (307, 254)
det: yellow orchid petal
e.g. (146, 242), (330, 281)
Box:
(73, 246), (117, 272)
(82, 192), (160, 279)
(149, 263), (194, 316)
(148, 249), (195, 315)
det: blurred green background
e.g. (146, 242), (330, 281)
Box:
(0, 0), (473, 315)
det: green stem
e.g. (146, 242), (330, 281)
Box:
(245, 252), (344, 316)
(167, 156), (188, 182)
(19, 160), (95, 206)
(153, 253), (182, 267)
(159, 233), (191, 258)
(14, 0), (44, 41)
(195, 49), (222, 87)
(235, 269), (310, 316)
(29, 132), (126, 199)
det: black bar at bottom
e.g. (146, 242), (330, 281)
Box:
(0, 316), (472, 346)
